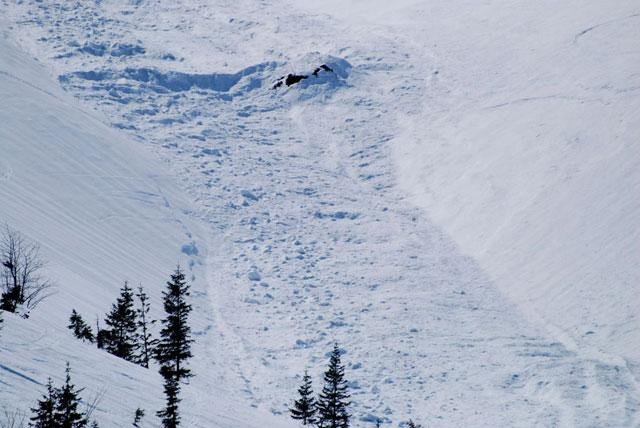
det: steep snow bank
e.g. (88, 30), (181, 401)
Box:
(0, 29), (291, 427)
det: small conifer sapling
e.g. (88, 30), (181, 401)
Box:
(68, 309), (94, 342)
(316, 343), (351, 428)
(289, 370), (317, 425)
(104, 282), (138, 361)
(155, 266), (194, 428)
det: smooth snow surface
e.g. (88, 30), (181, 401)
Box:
(1, 1), (638, 426)
(297, 0), (640, 382)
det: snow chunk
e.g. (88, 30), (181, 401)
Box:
(181, 242), (199, 256)
(248, 269), (261, 281)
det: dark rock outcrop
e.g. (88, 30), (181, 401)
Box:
(272, 63), (336, 89)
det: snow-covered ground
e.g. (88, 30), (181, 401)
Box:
(0, 23), (291, 428)
(1, 0), (638, 426)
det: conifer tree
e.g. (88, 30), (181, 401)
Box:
(316, 344), (351, 428)
(0, 285), (21, 312)
(135, 284), (157, 368)
(54, 363), (88, 428)
(290, 370), (317, 425)
(406, 420), (422, 428)
(155, 266), (193, 428)
(104, 282), (137, 361)
(157, 376), (180, 428)
(29, 378), (57, 428)
(68, 310), (94, 342)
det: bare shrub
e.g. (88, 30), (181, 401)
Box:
(0, 408), (26, 428)
(0, 225), (53, 314)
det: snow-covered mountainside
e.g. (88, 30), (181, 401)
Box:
(1, 0), (638, 426)
(0, 23), (291, 428)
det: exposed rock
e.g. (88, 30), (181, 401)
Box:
(272, 63), (336, 89)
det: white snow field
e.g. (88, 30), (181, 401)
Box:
(0, 25), (291, 428)
(0, 0), (638, 427)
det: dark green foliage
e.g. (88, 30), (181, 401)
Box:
(133, 408), (145, 427)
(155, 267), (193, 428)
(104, 282), (138, 360)
(29, 378), (56, 427)
(155, 268), (193, 379)
(135, 285), (157, 368)
(316, 344), (351, 428)
(55, 363), (88, 428)
(0, 285), (21, 312)
(30, 364), (89, 428)
(156, 376), (181, 428)
(68, 310), (94, 342)
(406, 420), (422, 428)
(290, 370), (317, 425)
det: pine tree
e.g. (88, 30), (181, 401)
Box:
(68, 310), (94, 342)
(29, 378), (57, 428)
(290, 370), (317, 425)
(155, 266), (194, 428)
(104, 282), (137, 361)
(135, 284), (157, 368)
(157, 376), (181, 428)
(316, 344), (351, 428)
(54, 363), (88, 428)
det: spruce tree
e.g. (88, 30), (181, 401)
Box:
(155, 266), (193, 428)
(135, 284), (157, 368)
(290, 370), (317, 425)
(54, 363), (88, 428)
(30, 378), (57, 428)
(316, 344), (351, 428)
(157, 376), (180, 428)
(104, 282), (137, 361)
(68, 310), (94, 342)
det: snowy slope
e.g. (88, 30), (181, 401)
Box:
(1, 1), (639, 427)
(309, 0), (640, 364)
(0, 27), (292, 428)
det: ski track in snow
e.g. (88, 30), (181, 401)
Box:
(1, 0), (639, 426)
